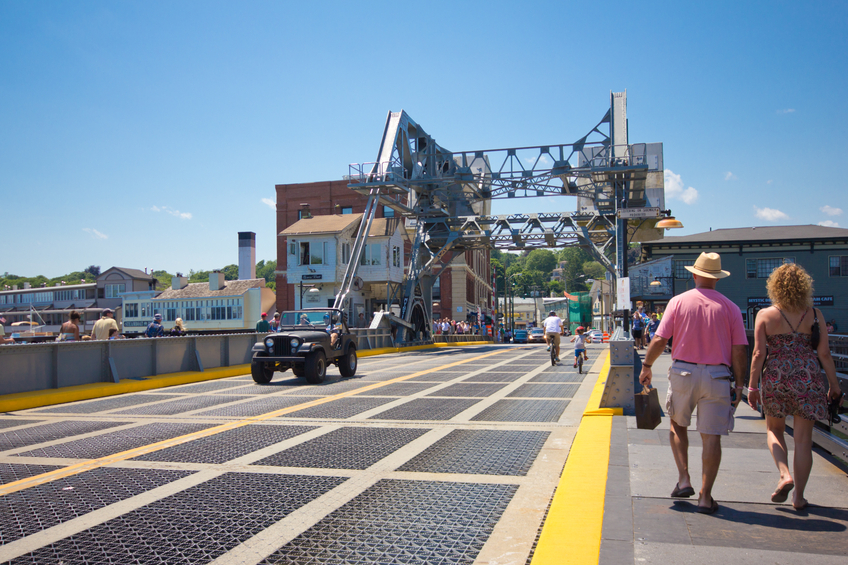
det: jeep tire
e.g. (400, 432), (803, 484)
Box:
(304, 350), (327, 384)
(251, 357), (274, 384)
(338, 346), (357, 378)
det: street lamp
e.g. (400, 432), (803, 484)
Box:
(299, 282), (321, 309)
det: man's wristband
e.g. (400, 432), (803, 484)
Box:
(642, 362), (652, 368)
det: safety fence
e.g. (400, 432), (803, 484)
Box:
(0, 328), (393, 397)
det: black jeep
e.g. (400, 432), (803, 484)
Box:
(251, 308), (358, 384)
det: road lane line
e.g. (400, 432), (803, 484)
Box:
(0, 348), (507, 497)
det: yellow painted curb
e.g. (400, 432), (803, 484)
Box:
(531, 351), (614, 565)
(0, 365), (251, 413)
(0, 341), (495, 413)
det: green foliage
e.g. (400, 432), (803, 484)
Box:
(151, 270), (173, 291)
(582, 261), (606, 281)
(524, 249), (557, 274)
(256, 260), (277, 282)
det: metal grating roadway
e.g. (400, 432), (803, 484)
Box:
(471, 399), (570, 422)
(508, 383), (580, 398)
(253, 427), (429, 470)
(398, 429), (550, 475)
(0, 420), (129, 452)
(368, 398), (481, 421)
(259, 479), (518, 565)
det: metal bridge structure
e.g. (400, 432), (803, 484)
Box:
(334, 91), (668, 343)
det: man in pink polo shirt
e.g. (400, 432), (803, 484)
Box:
(639, 252), (747, 515)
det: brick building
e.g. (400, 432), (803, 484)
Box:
(274, 180), (493, 323)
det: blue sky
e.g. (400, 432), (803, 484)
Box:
(2, 0), (846, 278)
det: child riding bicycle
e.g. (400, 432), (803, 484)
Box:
(570, 326), (592, 368)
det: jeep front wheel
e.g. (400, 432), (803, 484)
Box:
(338, 346), (357, 378)
(251, 359), (274, 384)
(304, 350), (327, 384)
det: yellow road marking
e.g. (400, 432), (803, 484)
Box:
(531, 351), (614, 565)
(0, 348), (506, 497)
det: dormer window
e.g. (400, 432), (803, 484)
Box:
(299, 242), (326, 266)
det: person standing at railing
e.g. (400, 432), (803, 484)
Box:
(747, 263), (842, 511)
(145, 313), (165, 338)
(91, 308), (118, 340)
(57, 311), (82, 342)
(0, 316), (14, 344)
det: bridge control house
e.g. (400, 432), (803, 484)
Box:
(640, 225), (848, 329)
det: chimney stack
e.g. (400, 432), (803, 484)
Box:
(238, 232), (256, 280)
(172, 276), (188, 290)
(209, 271), (225, 291)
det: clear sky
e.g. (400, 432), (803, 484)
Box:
(2, 0), (846, 278)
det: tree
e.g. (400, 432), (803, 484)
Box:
(524, 249), (557, 275)
(85, 265), (101, 277)
(221, 264), (239, 280)
(582, 261), (606, 282)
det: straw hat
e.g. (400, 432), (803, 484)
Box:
(684, 252), (730, 279)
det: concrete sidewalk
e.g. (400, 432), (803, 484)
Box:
(601, 349), (848, 564)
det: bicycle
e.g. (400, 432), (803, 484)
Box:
(550, 341), (557, 366)
(576, 354), (583, 374)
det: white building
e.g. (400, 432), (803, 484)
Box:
(121, 272), (276, 332)
(280, 214), (405, 322)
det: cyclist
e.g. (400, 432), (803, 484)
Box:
(543, 310), (565, 363)
(570, 326), (592, 368)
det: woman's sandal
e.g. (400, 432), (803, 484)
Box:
(696, 497), (719, 514)
(671, 483), (695, 498)
(771, 481), (795, 503)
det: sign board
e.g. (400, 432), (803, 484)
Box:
(748, 296), (833, 308)
(616, 277), (631, 310)
(617, 207), (660, 219)
(302, 274), (322, 280)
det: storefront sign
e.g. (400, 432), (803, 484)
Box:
(301, 274), (322, 280)
(748, 296), (834, 308)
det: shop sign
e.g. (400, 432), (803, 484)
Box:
(302, 274), (322, 280)
(748, 296), (834, 308)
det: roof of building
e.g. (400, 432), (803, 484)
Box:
(101, 267), (154, 280)
(644, 225), (848, 246)
(280, 214), (402, 237)
(155, 279), (265, 299)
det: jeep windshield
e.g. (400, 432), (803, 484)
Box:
(280, 309), (339, 329)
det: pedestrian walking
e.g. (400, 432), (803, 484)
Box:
(746, 264), (842, 510)
(145, 313), (165, 338)
(91, 308), (118, 340)
(269, 312), (281, 332)
(638, 252), (748, 514)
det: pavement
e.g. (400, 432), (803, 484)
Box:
(601, 348), (848, 565)
(0, 342), (845, 564)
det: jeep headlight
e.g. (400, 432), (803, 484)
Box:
(290, 337), (300, 349)
(264, 337), (275, 352)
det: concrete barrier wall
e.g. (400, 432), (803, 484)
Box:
(0, 329), (393, 396)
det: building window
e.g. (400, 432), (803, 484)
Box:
(673, 260), (695, 279)
(392, 246), (401, 268)
(341, 206), (353, 214)
(383, 206), (395, 218)
(747, 257), (795, 279)
(124, 303), (138, 318)
(299, 242), (326, 266)
(830, 255), (848, 276)
(289, 242), (296, 256)
(105, 283), (126, 298)
(342, 243), (351, 264)
(360, 243), (382, 266)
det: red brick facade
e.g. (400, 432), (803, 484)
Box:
(275, 180), (492, 321)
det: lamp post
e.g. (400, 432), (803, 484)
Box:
(505, 273), (521, 334)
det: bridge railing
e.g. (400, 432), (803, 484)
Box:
(0, 328), (395, 397)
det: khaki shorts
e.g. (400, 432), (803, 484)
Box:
(546, 332), (561, 347)
(665, 361), (734, 436)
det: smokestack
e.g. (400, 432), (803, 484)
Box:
(238, 232), (256, 280)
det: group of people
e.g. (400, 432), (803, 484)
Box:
(56, 309), (123, 341)
(434, 318), (480, 335)
(639, 252), (842, 514)
(631, 307), (660, 349)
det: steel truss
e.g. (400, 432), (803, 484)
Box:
(336, 100), (655, 343)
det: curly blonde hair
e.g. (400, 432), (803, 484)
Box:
(767, 263), (813, 312)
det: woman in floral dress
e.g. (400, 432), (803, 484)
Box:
(748, 264), (841, 510)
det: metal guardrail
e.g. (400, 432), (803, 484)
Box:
(434, 334), (492, 343)
(0, 328), (395, 397)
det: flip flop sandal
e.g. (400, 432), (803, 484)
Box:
(671, 483), (695, 498)
(771, 482), (794, 503)
(696, 498), (719, 514)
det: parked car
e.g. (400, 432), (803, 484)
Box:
(589, 329), (603, 342)
(528, 327), (546, 343)
(251, 308), (358, 384)
(513, 329), (529, 344)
